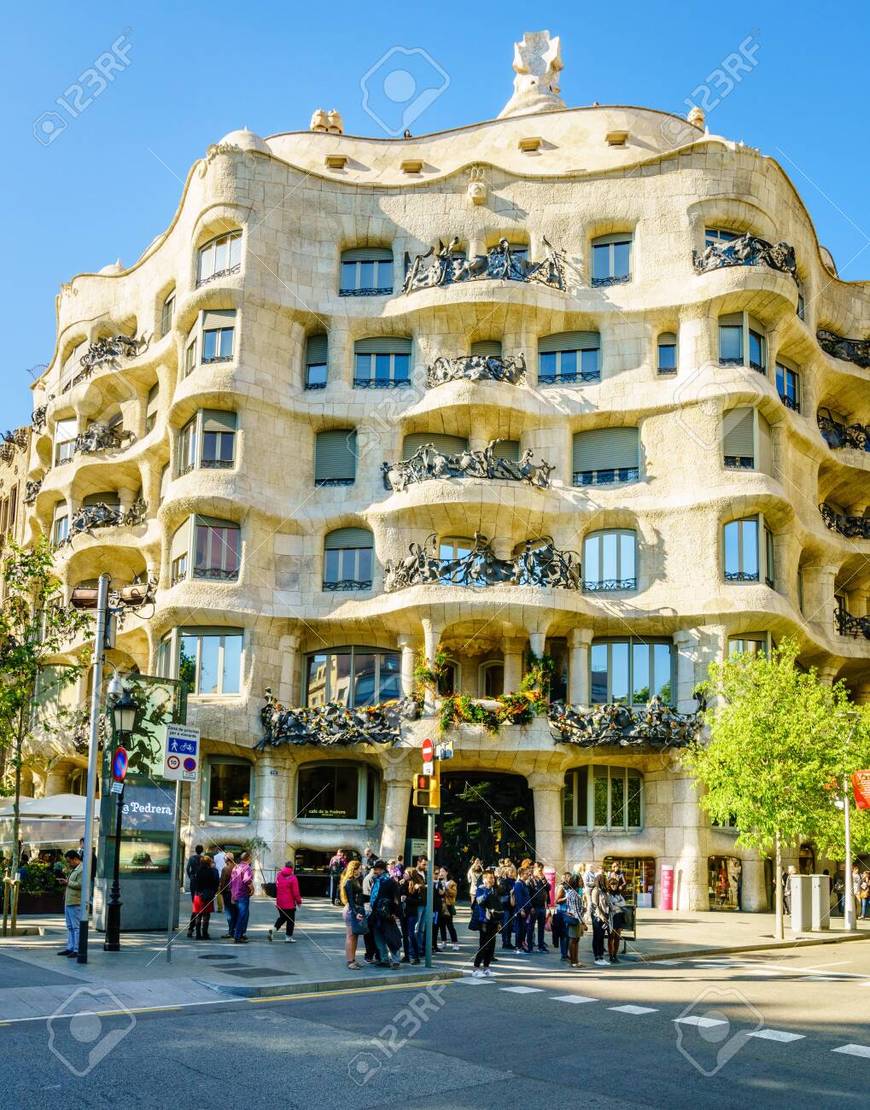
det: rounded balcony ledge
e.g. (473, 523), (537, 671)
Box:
(155, 578), (256, 618)
(167, 365), (241, 420)
(686, 262), (800, 316)
(372, 474), (564, 520)
(175, 268), (245, 317)
(53, 519), (161, 563)
(158, 470), (252, 517)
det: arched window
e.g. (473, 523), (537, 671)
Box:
(590, 638), (673, 704)
(572, 427), (639, 486)
(539, 332), (600, 384)
(563, 766), (643, 830)
(723, 517), (761, 583)
(591, 233), (633, 286)
(196, 231), (242, 287)
(479, 661), (504, 698)
(353, 337), (412, 388)
(582, 530), (637, 591)
(657, 332), (677, 374)
(305, 647), (400, 707)
(305, 334), (328, 389)
(323, 527), (374, 591)
(340, 247), (393, 296)
(297, 763), (379, 823)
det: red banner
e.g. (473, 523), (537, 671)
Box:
(852, 771), (870, 810)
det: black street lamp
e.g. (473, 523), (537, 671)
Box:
(103, 687), (136, 952)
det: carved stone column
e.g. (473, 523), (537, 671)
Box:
(740, 854), (768, 912)
(278, 631), (302, 706)
(528, 630), (547, 661)
(673, 630), (699, 714)
(254, 751), (290, 879)
(421, 618), (442, 711)
(398, 635), (417, 697)
(568, 628), (593, 704)
(671, 774), (706, 911)
(527, 771), (565, 872)
(803, 563), (839, 636)
(503, 637), (525, 693)
(379, 761), (413, 860)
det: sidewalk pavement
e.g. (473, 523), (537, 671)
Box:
(0, 897), (867, 1023)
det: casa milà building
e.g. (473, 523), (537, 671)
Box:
(23, 31), (869, 910)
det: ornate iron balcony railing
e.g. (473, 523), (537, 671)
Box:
(539, 369), (600, 385)
(74, 421), (134, 455)
(60, 498), (148, 546)
(79, 334), (147, 374)
(819, 503), (870, 540)
(315, 476), (354, 487)
(323, 578), (373, 592)
(582, 577), (637, 592)
(196, 263), (241, 289)
(339, 285), (393, 297)
(258, 689), (419, 748)
(384, 533), (580, 592)
(427, 353), (526, 387)
(192, 566), (240, 581)
(548, 697), (702, 748)
(383, 442), (554, 492)
(573, 467), (639, 487)
(591, 273), (631, 288)
(402, 237), (565, 295)
(817, 328), (870, 369)
(23, 479), (42, 504)
(352, 377), (412, 389)
(693, 233), (799, 284)
(835, 606), (870, 639)
(817, 410), (869, 452)
(31, 404), (48, 432)
(724, 570), (760, 582)
(724, 456), (754, 470)
(779, 393), (800, 413)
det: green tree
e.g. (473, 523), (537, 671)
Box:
(0, 539), (91, 897)
(685, 639), (869, 939)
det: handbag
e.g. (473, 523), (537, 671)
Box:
(345, 907), (369, 936)
(263, 881), (277, 898)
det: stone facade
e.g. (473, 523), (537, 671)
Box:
(18, 32), (870, 909)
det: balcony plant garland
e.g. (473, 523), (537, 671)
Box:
(426, 651), (554, 734)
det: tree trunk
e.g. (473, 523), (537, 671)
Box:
(5, 701), (26, 937)
(774, 830), (783, 941)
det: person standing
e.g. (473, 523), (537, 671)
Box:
(512, 866), (534, 953)
(530, 863), (550, 951)
(230, 852), (254, 943)
(859, 871), (870, 919)
(607, 860), (627, 895)
(328, 849), (347, 904)
(437, 868), (459, 950)
(400, 867), (422, 964)
(270, 861), (302, 941)
(467, 858), (483, 902)
(552, 870), (573, 961)
(362, 847), (376, 876)
(185, 844), (204, 901)
(590, 871), (610, 967)
(471, 869), (502, 977)
(368, 859), (402, 968)
(606, 875), (627, 964)
(564, 875), (586, 969)
(191, 855), (219, 940)
(497, 863), (516, 949)
(340, 860), (366, 970)
(361, 863), (378, 964)
(212, 846), (227, 875)
(58, 850), (83, 958)
(219, 852), (236, 938)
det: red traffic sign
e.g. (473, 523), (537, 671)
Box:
(421, 737), (434, 764)
(853, 771), (870, 810)
(112, 746), (129, 783)
(433, 830), (443, 850)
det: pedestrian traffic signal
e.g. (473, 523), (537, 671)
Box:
(412, 771), (440, 810)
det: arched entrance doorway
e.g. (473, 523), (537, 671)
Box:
(406, 772), (535, 891)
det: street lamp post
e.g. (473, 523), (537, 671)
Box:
(840, 711), (860, 934)
(103, 687), (136, 952)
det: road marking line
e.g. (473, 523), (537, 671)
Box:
(747, 1029), (805, 1042)
(500, 985), (543, 994)
(833, 1044), (870, 1058)
(551, 994), (597, 1004)
(674, 1015), (728, 1029)
(609, 1004), (658, 1015)
(457, 977), (495, 985)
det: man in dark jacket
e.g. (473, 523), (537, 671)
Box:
(512, 867), (534, 953)
(185, 844), (204, 902)
(368, 860), (401, 968)
(529, 863), (551, 952)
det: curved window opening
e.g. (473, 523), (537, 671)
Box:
(323, 527), (374, 591)
(196, 231), (242, 287)
(340, 248), (393, 296)
(305, 647), (400, 707)
(582, 530), (637, 592)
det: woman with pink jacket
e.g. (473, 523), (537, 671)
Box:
(269, 861), (303, 943)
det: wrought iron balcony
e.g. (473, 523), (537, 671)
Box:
(23, 479), (41, 504)
(74, 421), (134, 455)
(31, 405), (47, 432)
(835, 606), (870, 639)
(819, 503), (870, 540)
(192, 566), (240, 582)
(323, 578), (372, 592)
(383, 533), (580, 592)
(693, 233), (799, 284)
(817, 409), (869, 452)
(724, 570), (760, 582)
(402, 237), (565, 295)
(196, 263), (241, 289)
(573, 467), (639, 487)
(779, 393), (800, 413)
(0, 427), (27, 464)
(79, 334), (147, 374)
(817, 328), (870, 370)
(582, 577), (637, 592)
(315, 476), (354, 487)
(724, 455), (754, 470)
(383, 442), (554, 491)
(352, 377), (412, 389)
(539, 369), (600, 385)
(591, 274), (630, 289)
(59, 498), (148, 545)
(258, 689), (419, 748)
(339, 285), (393, 297)
(427, 353), (526, 387)
(548, 697), (702, 748)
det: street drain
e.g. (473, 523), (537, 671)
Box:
(219, 967), (298, 979)
(199, 954), (239, 960)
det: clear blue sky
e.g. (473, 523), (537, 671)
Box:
(2, 1), (868, 426)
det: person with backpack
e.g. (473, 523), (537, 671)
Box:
(189, 854), (219, 940)
(529, 862), (551, 951)
(185, 844), (204, 902)
(367, 859), (402, 968)
(470, 869), (502, 976)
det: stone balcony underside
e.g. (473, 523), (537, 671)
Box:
(817, 328), (870, 370)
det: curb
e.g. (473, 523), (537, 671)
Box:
(206, 968), (463, 998)
(625, 931), (870, 962)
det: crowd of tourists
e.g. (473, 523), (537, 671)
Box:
(339, 851), (630, 974)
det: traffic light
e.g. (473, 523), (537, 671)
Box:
(412, 770), (441, 810)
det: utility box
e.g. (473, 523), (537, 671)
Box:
(789, 874), (813, 934)
(811, 874), (831, 931)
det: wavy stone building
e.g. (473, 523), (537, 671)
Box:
(22, 31), (870, 910)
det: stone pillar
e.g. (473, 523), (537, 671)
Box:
(853, 683), (870, 706)
(803, 563), (838, 636)
(380, 763), (413, 860)
(503, 637), (525, 693)
(278, 632), (302, 706)
(740, 855), (768, 912)
(44, 767), (69, 795)
(671, 774), (707, 911)
(528, 630), (546, 661)
(568, 628), (593, 705)
(527, 771), (565, 872)
(254, 751), (289, 878)
(398, 635), (417, 697)
(421, 618), (442, 712)
(673, 630), (699, 714)
(816, 664), (838, 686)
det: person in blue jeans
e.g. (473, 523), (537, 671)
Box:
(229, 852), (253, 943)
(552, 870), (572, 960)
(512, 866), (534, 952)
(400, 868), (423, 963)
(497, 865), (516, 949)
(529, 863), (550, 951)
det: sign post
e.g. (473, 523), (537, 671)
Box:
(162, 724), (200, 962)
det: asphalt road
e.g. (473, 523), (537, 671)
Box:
(4, 943), (870, 1108)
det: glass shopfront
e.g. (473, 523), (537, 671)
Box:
(603, 856), (656, 906)
(708, 855), (742, 910)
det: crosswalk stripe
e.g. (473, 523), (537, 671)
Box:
(500, 986), (544, 994)
(832, 1044), (870, 1058)
(674, 1015), (728, 1028)
(609, 1004), (658, 1015)
(551, 994), (598, 1004)
(747, 1029), (805, 1042)
(457, 976), (495, 984)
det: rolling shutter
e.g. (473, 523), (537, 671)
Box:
(82, 491), (121, 508)
(341, 247), (393, 262)
(354, 337), (412, 355)
(402, 433), (468, 459)
(572, 427), (639, 472)
(658, 331), (676, 346)
(492, 439), (520, 461)
(757, 412), (772, 474)
(325, 527), (372, 549)
(539, 331), (599, 354)
(306, 334), (328, 364)
(471, 341), (502, 356)
(315, 430), (357, 481)
(202, 309), (235, 330)
(202, 410), (237, 433)
(723, 408), (755, 461)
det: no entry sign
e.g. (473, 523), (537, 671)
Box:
(421, 737), (434, 764)
(433, 830), (443, 849)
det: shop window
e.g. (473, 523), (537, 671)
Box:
(305, 647), (400, 707)
(603, 856), (656, 905)
(590, 639), (673, 705)
(563, 767), (643, 831)
(708, 856), (742, 910)
(582, 529), (637, 591)
(207, 759), (252, 818)
(297, 763), (379, 822)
